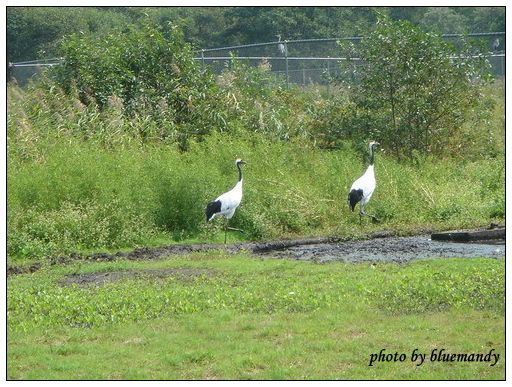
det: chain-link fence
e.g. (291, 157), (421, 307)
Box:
(9, 32), (505, 87)
(199, 33), (505, 87)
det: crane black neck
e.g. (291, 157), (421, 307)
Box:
(369, 146), (375, 165)
(237, 163), (243, 182)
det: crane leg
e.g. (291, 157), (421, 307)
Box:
(224, 219), (244, 244)
(227, 226), (244, 233)
(360, 208), (379, 223)
(223, 218), (244, 244)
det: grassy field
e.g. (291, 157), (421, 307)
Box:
(7, 252), (504, 380)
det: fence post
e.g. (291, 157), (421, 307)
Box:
(201, 49), (205, 71)
(284, 40), (289, 88)
(327, 57), (330, 95)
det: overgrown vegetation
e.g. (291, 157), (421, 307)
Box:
(7, 18), (504, 264)
(52, 22), (227, 151)
(7, 125), (505, 263)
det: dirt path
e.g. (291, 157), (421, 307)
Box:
(7, 228), (505, 276)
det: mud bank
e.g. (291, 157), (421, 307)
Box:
(256, 235), (505, 263)
(7, 229), (505, 276)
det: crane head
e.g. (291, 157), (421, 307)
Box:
(235, 158), (247, 166)
(369, 140), (380, 148)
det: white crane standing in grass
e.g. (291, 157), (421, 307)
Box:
(348, 141), (380, 223)
(206, 159), (247, 243)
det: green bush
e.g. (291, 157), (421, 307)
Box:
(336, 17), (493, 158)
(50, 22), (228, 148)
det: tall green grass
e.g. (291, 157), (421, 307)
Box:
(7, 130), (504, 264)
(7, 76), (504, 264)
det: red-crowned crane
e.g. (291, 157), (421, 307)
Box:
(206, 159), (246, 243)
(348, 141), (380, 222)
(276, 34), (287, 56)
(493, 38), (500, 52)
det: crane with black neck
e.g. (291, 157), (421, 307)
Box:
(348, 141), (380, 223)
(206, 159), (247, 243)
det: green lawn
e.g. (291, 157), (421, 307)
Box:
(7, 252), (505, 380)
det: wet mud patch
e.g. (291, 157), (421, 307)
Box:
(60, 268), (215, 287)
(256, 235), (505, 263)
(8, 227), (505, 276)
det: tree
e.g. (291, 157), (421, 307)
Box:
(339, 17), (492, 157)
(6, 7), (131, 62)
(50, 22), (228, 148)
(7, 7), (505, 65)
(418, 7), (468, 34)
(455, 7), (505, 33)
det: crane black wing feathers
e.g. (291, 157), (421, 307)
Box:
(206, 200), (222, 221)
(348, 189), (364, 211)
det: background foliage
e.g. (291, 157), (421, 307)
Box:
(51, 22), (229, 150)
(7, 6), (505, 63)
(336, 17), (493, 157)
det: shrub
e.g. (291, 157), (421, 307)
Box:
(336, 17), (493, 158)
(50, 21), (228, 147)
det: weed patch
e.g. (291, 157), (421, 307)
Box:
(370, 259), (504, 314)
(7, 254), (505, 380)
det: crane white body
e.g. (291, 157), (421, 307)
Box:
(206, 159), (246, 243)
(348, 141), (379, 221)
(276, 34), (287, 56)
(493, 38), (500, 52)
(349, 164), (376, 208)
(207, 179), (243, 221)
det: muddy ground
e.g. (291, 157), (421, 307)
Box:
(7, 228), (505, 277)
(60, 268), (216, 288)
(255, 234), (505, 263)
